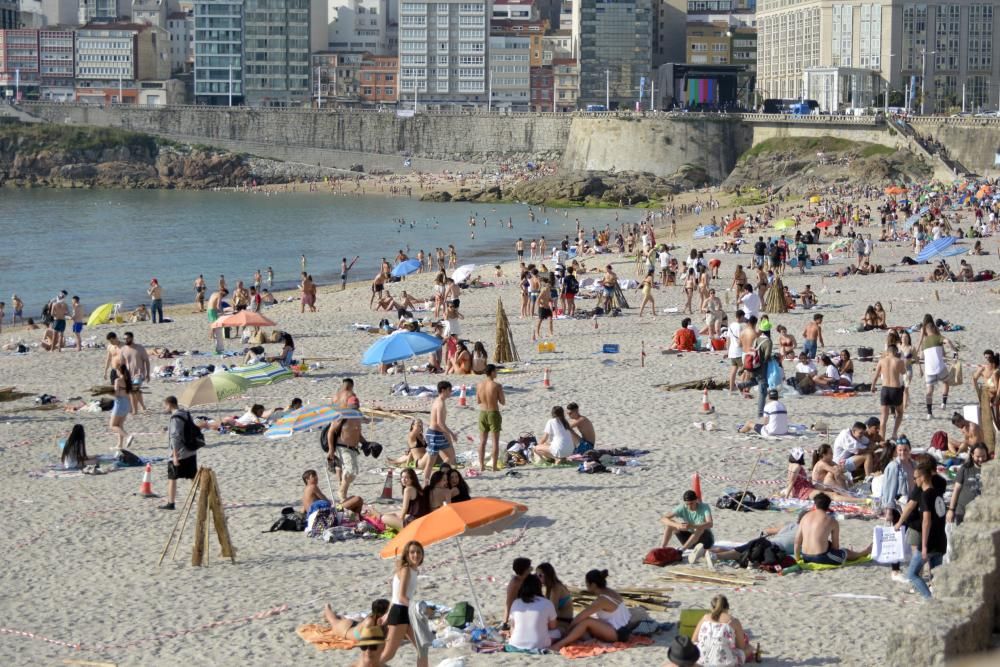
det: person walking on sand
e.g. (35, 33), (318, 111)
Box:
(109, 361), (132, 452)
(476, 365), (505, 472)
(638, 270), (656, 317)
(194, 274), (206, 312)
(159, 396), (201, 511)
(380, 541), (428, 667)
(534, 278), (554, 341)
(148, 278), (163, 324)
(802, 313), (824, 360)
(70, 296), (84, 352)
(871, 344), (907, 439)
(423, 381), (457, 484)
(121, 332), (150, 414)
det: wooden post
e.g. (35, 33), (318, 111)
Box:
(191, 470), (210, 566)
(207, 469), (236, 562)
(734, 457), (762, 512)
(161, 467), (202, 565)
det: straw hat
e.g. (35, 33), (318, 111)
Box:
(355, 625), (385, 648)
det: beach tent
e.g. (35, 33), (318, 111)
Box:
(86, 302), (118, 327)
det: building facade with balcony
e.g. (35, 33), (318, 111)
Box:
(327, 0), (393, 54)
(75, 22), (170, 103)
(166, 9), (192, 73)
(242, 0), (311, 106)
(398, 0), (490, 108)
(577, 0), (653, 108)
(193, 0), (243, 104)
(0, 30), (40, 99)
(488, 31), (528, 109)
(552, 55), (577, 110)
(358, 52), (397, 103)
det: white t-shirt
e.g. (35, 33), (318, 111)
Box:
(762, 400), (788, 436)
(923, 339), (946, 377)
(658, 251), (671, 268)
(824, 365), (840, 382)
(543, 418), (574, 458)
(509, 596), (557, 650)
(740, 292), (761, 317)
(726, 322), (743, 359)
(833, 429), (867, 464)
(795, 361), (817, 375)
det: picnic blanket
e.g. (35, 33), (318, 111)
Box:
(296, 624), (356, 651)
(797, 554), (874, 571)
(559, 634), (654, 659)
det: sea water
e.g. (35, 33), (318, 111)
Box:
(0, 189), (622, 312)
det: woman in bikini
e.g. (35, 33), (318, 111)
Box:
(697, 265), (711, 311)
(860, 305), (879, 331)
(322, 598), (389, 641)
(446, 340), (473, 375)
(777, 325), (796, 362)
(377, 468), (426, 531)
(537, 562), (574, 632)
(873, 302), (888, 328)
(810, 444), (850, 491)
(425, 470), (456, 511)
(682, 268), (696, 314)
(638, 270), (656, 318)
(550, 569), (632, 651)
(471, 341), (489, 374)
(786, 448), (855, 501)
(433, 272), (446, 320)
(448, 469), (472, 502)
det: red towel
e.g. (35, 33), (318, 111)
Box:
(559, 634), (654, 659)
(296, 624), (357, 651)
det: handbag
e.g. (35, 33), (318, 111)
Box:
(945, 361), (963, 387)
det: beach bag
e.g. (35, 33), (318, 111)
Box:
(319, 421), (344, 454)
(857, 346), (874, 361)
(270, 330), (283, 343)
(446, 602), (475, 628)
(116, 449), (143, 466)
(946, 362), (963, 387)
(930, 430), (948, 451)
(743, 349), (761, 371)
(716, 491), (769, 512)
(175, 412), (205, 451)
(643, 547), (682, 567)
(872, 525), (910, 564)
(766, 357), (784, 388)
(268, 507), (306, 532)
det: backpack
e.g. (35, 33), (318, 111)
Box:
(643, 547), (682, 567)
(743, 349), (761, 371)
(175, 411), (205, 451)
(564, 275), (579, 294)
(716, 491), (770, 512)
(116, 448), (143, 467)
(320, 421), (344, 454)
(446, 602), (475, 628)
(267, 507), (306, 532)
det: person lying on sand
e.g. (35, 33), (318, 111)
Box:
(321, 598), (389, 644)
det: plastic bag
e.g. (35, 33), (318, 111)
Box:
(767, 357), (784, 388)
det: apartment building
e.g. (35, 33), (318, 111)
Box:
(577, 0), (653, 108)
(193, 0), (242, 104)
(358, 51), (396, 103)
(326, 0), (392, 54)
(75, 21), (170, 103)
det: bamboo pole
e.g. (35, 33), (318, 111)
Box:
(734, 456), (762, 512)
(207, 469), (236, 562)
(160, 467), (201, 565)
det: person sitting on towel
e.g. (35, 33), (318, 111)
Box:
(671, 318), (697, 351)
(320, 598), (390, 643)
(738, 389), (788, 435)
(794, 492), (872, 566)
(301, 468), (363, 518)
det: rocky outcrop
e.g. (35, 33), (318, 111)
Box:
(0, 122), (255, 189)
(420, 167), (709, 206)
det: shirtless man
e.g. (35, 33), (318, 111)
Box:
(301, 469), (362, 516)
(194, 275), (206, 312)
(870, 345), (907, 439)
(104, 332), (123, 381)
(739, 313), (758, 371)
(370, 270), (388, 309)
(49, 292), (69, 352)
(566, 402), (596, 449)
(70, 296), (84, 352)
(325, 409), (368, 501)
(802, 313), (825, 360)
(120, 332), (150, 414)
(534, 279), (554, 340)
(423, 381), (457, 483)
(476, 365), (506, 472)
(332, 378), (358, 407)
(11, 294), (23, 325)
(794, 493), (872, 566)
(601, 265), (618, 311)
(949, 413), (984, 455)
(799, 285), (816, 309)
(207, 288), (226, 353)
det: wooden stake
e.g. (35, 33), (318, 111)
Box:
(191, 470), (211, 566)
(734, 456), (762, 512)
(159, 468), (201, 566)
(207, 469), (236, 562)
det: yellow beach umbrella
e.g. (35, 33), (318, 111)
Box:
(773, 218), (796, 230)
(809, 195), (821, 204)
(86, 302), (116, 327)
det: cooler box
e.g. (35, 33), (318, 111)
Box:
(602, 344), (619, 353)
(963, 404), (979, 425)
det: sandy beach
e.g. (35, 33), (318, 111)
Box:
(2, 187), (996, 667)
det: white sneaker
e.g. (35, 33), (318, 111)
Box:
(704, 551), (715, 570)
(891, 571), (908, 584)
(925, 413), (933, 420)
(688, 544), (705, 564)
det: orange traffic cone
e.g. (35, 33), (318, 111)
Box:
(458, 384), (468, 407)
(139, 462), (155, 497)
(380, 469), (394, 500)
(700, 387), (714, 414)
(692, 472), (703, 500)
(543, 367), (551, 389)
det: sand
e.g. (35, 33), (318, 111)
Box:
(0, 191), (991, 667)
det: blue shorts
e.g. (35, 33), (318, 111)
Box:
(52, 320), (66, 333)
(425, 429), (452, 454)
(72, 322), (84, 334)
(803, 340), (817, 359)
(111, 396), (131, 417)
(802, 548), (847, 566)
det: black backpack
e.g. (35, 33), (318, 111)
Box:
(175, 412), (205, 451)
(267, 507), (306, 532)
(320, 421), (344, 454)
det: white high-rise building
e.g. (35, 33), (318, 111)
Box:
(398, 0), (490, 107)
(78, 0), (131, 23)
(326, 0), (391, 53)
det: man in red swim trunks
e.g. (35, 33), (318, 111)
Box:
(708, 257), (722, 279)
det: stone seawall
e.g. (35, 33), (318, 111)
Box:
(562, 116), (753, 182)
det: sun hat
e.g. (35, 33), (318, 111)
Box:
(667, 635), (701, 665)
(758, 320), (772, 332)
(355, 625), (385, 648)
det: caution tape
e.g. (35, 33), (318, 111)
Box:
(661, 582), (921, 606)
(700, 473), (785, 487)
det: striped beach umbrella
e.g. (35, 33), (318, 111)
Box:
(915, 236), (956, 263)
(228, 361), (293, 387)
(266, 404), (364, 439)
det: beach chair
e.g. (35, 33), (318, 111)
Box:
(679, 608), (709, 639)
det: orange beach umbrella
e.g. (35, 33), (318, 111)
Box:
(379, 497), (528, 628)
(211, 311), (276, 329)
(724, 218), (745, 234)
(885, 186), (907, 195)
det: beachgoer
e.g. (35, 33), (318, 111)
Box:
(422, 381), (457, 484)
(377, 468), (426, 531)
(503, 557), (533, 627)
(448, 469), (471, 502)
(566, 402), (595, 449)
(727, 310), (747, 392)
(508, 574), (559, 652)
(948, 442), (988, 525)
(159, 396), (199, 510)
(660, 490), (715, 557)
(301, 468), (363, 517)
(207, 288), (226, 353)
(121, 332), (150, 414)
(70, 296), (84, 352)
(794, 493), (872, 565)
(550, 569), (632, 650)
(916, 314), (956, 419)
(948, 412), (983, 456)
(802, 313), (824, 359)
(321, 598), (389, 645)
(425, 470), (456, 511)
(536, 563), (574, 631)
(693, 595), (755, 666)
(325, 404), (369, 501)
(534, 278), (554, 340)
(109, 361), (132, 452)
(871, 345), (907, 439)
(380, 541), (427, 666)
(833, 421), (873, 479)
(738, 389), (787, 435)
(392, 419), (427, 468)
(476, 364), (505, 472)
(638, 270), (656, 317)
(148, 278), (163, 323)
(906, 460), (947, 597)
(49, 292), (68, 352)
(60, 424), (92, 470)
(194, 275), (206, 312)
(671, 318), (697, 351)
(535, 405), (574, 463)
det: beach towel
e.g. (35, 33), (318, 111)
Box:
(796, 554), (873, 571)
(296, 624), (357, 651)
(558, 634), (653, 659)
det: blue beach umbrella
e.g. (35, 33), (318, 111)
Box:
(693, 225), (720, 239)
(391, 259), (422, 278)
(362, 331), (443, 366)
(935, 245), (969, 259)
(915, 236), (957, 263)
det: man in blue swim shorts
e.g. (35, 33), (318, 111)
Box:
(794, 493), (871, 566)
(423, 380), (457, 483)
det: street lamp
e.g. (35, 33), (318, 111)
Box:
(884, 52), (895, 115)
(920, 48), (936, 115)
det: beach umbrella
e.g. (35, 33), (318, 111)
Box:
(86, 302), (116, 327)
(693, 225), (719, 239)
(828, 238), (852, 252)
(773, 218), (796, 230)
(451, 264), (476, 284)
(211, 311), (276, 329)
(724, 218), (745, 234)
(810, 196), (821, 204)
(228, 361), (293, 387)
(815, 220), (832, 229)
(935, 245), (969, 259)
(266, 404), (364, 439)
(362, 331), (443, 366)
(379, 498), (528, 629)
(391, 259), (422, 278)
(178, 372), (251, 409)
(885, 186), (907, 195)
(915, 236), (957, 263)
